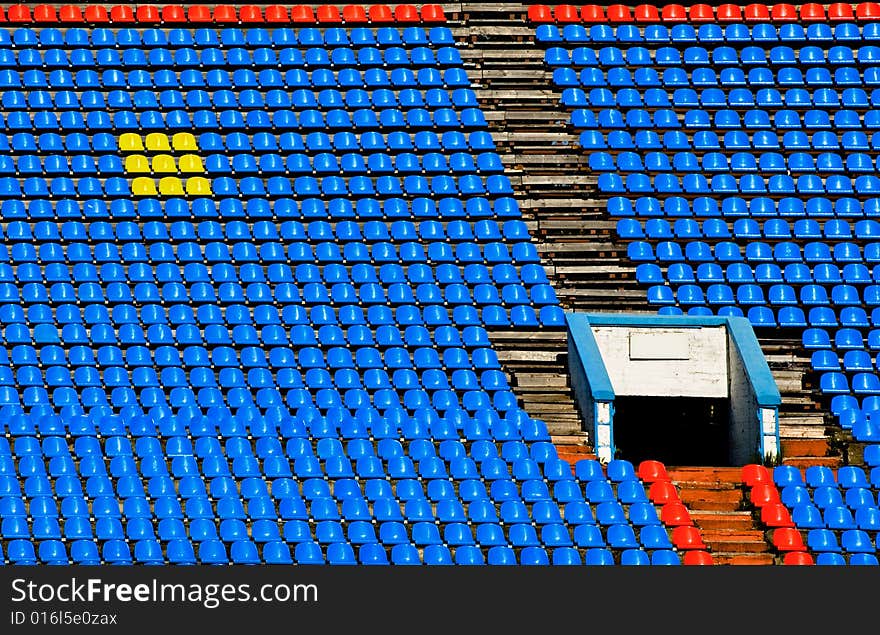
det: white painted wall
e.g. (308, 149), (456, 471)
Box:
(591, 326), (729, 398)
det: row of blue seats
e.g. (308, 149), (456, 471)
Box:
(535, 22), (880, 45)
(0, 539), (681, 566)
(573, 86), (880, 111)
(580, 129), (880, 151)
(0, 407), (544, 442)
(0, 302), (566, 332)
(805, 327), (880, 350)
(0, 174), (516, 199)
(546, 45), (880, 68)
(592, 150), (880, 174)
(559, 65), (880, 89)
(0, 67), (472, 90)
(205, 150), (502, 175)
(647, 282), (880, 306)
(0, 238), (539, 265)
(628, 240), (880, 264)
(0, 45), (463, 70)
(0, 106), (483, 133)
(0, 86), (481, 111)
(597, 172), (880, 195)
(0, 130), (494, 153)
(608, 195), (880, 220)
(0, 197), (524, 221)
(659, 303), (880, 328)
(566, 103), (878, 130)
(0, 27), (455, 49)
(0, 218), (533, 244)
(636, 261), (880, 285)
(812, 350), (880, 372)
(619, 218), (880, 241)
(782, 487), (880, 511)
(0, 152), (503, 177)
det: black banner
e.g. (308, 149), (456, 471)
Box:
(0, 565), (871, 630)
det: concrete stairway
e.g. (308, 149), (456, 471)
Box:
(667, 467), (776, 565)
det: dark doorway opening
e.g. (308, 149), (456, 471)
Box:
(613, 396), (730, 466)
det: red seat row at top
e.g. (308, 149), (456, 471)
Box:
(529, 3), (880, 24)
(0, 4), (445, 25)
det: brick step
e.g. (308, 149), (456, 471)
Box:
(690, 511), (756, 531)
(666, 467), (744, 484)
(781, 438), (832, 458)
(700, 530), (772, 554)
(711, 552), (777, 566)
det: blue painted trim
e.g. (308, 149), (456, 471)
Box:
(582, 313), (728, 328)
(580, 312), (781, 408)
(565, 313), (615, 401)
(726, 317), (782, 408)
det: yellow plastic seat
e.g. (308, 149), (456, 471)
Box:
(132, 177), (158, 196)
(151, 154), (177, 173)
(119, 133), (143, 152)
(172, 132), (198, 152)
(178, 154), (204, 173)
(158, 177), (185, 196)
(145, 133), (171, 152)
(185, 177), (213, 196)
(124, 155), (150, 173)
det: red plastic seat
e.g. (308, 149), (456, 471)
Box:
(7, 5), (31, 22)
(783, 551), (814, 565)
(316, 6), (342, 23)
(689, 4), (716, 21)
(740, 464), (770, 487)
(683, 551), (714, 566)
(661, 4), (688, 22)
(660, 503), (692, 526)
(59, 4), (84, 22)
(187, 6), (212, 23)
(554, 4), (581, 23)
(264, 5), (289, 23)
(858, 2), (880, 20)
(83, 6), (110, 23)
(528, 5), (553, 22)
(771, 3), (799, 21)
(672, 526), (707, 550)
(761, 503), (794, 528)
(606, 4), (633, 22)
(33, 4), (57, 22)
(369, 4), (394, 23)
(716, 4), (744, 21)
(749, 483), (781, 508)
(421, 4), (445, 22)
(828, 2), (856, 20)
(213, 5), (238, 24)
(637, 460), (668, 483)
(581, 5), (606, 22)
(648, 480), (680, 505)
(136, 5), (160, 24)
(772, 528), (805, 552)
(744, 3), (771, 21)
(800, 3), (827, 20)
(342, 5), (368, 23)
(290, 5), (315, 23)
(395, 4), (420, 22)
(239, 6), (264, 23)
(161, 5), (187, 23)
(109, 5), (135, 23)
(633, 4), (661, 22)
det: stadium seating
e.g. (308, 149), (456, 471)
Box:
(534, 6), (880, 457)
(0, 4), (691, 566)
